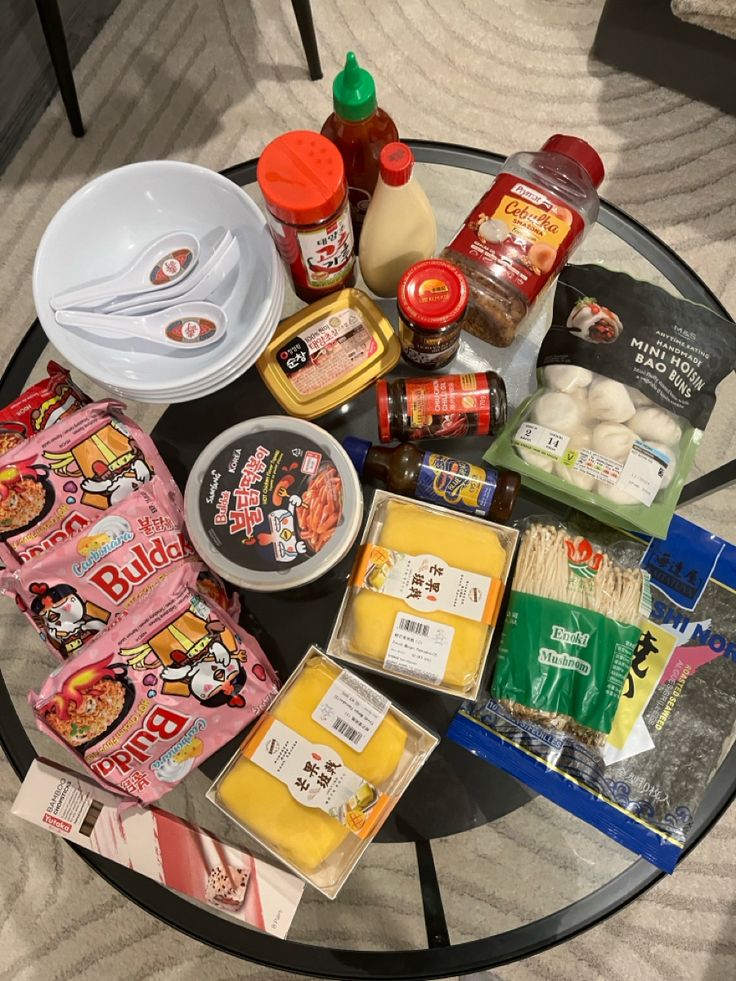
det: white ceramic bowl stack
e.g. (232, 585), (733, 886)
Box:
(33, 161), (284, 404)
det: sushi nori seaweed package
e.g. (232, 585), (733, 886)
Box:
(448, 513), (736, 872)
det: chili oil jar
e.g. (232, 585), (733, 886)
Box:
(397, 259), (468, 369)
(376, 371), (507, 443)
(258, 131), (357, 303)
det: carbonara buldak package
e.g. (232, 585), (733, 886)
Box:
(485, 265), (736, 538)
(448, 514), (736, 873)
(31, 562), (278, 803)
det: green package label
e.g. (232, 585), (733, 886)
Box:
(492, 591), (640, 734)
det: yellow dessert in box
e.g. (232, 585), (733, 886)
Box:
(330, 494), (518, 697)
(208, 648), (437, 898)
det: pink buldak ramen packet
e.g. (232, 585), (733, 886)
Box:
(0, 400), (181, 569)
(3, 478), (197, 660)
(31, 561), (279, 803)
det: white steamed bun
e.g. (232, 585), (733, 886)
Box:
(588, 378), (636, 423)
(628, 407), (683, 446)
(530, 392), (581, 434)
(543, 365), (594, 393)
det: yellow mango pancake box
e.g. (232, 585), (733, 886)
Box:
(329, 492), (518, 698)
(208, 648), (437, 898)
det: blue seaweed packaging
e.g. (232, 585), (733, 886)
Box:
(448, 513), (736, 872)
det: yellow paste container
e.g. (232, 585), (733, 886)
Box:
(207, 647), (437, 898)
(329, 492), (518, 698)
(256, 289), (400, 419)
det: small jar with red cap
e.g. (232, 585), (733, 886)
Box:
(396, 258), (468, 369)
(257, 130), (356, 303)
(441, 133), (604, 348)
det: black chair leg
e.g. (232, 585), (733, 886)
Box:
(34, 0), (85, 136)
(290, 0), (322, 80)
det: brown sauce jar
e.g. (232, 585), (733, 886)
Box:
(397, 259), (468, 370)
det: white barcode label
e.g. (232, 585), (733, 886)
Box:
(384, 611), (454, 686)
(312, 670), (389, 753)
(513, 422), (569, 460)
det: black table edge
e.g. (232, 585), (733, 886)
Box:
(1, 139), (735, 980)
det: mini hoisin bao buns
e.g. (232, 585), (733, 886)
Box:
(542, 365), (594, 393)
(587, 378), (635, 423)
(628, 406), (683, 446)
(592, 423), (637, 462)
(531, 392), (581, 434)
(553, 429), (595, 490)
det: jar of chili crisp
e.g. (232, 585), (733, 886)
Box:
(397, 259), (468, 370)
(258, 131), (357, 303)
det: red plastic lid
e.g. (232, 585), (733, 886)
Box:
(541, 134), (604, 189)
(380, 142), (414, 187)
(375, 379), (391, 443)
(398, 259), (469, 330)
(257, 131), (347, 226)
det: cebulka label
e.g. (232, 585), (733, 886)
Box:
(245, 717), (388, 838)
(353, 544), (501, 625)
(446, 173), (584, 303)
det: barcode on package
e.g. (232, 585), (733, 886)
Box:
(398, 617), (430, 637)
(312, 669), (390, 752)
(331, 717), (361, 744)
(384, 612), (454, 686)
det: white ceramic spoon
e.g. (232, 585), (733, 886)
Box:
(107, 236), (241, 315)
(55, 301), (227, 350)
(49, 231), (200, 310)
(101, 230), (233, 313)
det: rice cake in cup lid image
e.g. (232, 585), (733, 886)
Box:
(184, 416), (363, 591)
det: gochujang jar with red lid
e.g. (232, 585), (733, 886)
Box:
(397, 259), (468, 370)
(258, 131), (357, 303)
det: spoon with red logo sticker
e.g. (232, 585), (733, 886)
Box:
(49, 231), (200, 310)
(55, 301), (227, 350)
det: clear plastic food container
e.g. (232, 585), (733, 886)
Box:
(207, 647), (438, 898)
(328, 491), (519, 699)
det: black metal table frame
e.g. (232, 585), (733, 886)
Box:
(1, 141), (734, 980)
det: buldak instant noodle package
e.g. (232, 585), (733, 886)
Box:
(448, 513), (736, 872)
(0, 361), (90, 454)
(32, 561), (278, 803)
(3, 478), (195, 660)
(485, 264), (736, 537)
(0, 400), (181, 568)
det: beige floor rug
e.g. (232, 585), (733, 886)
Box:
(1, 1), (735, 979)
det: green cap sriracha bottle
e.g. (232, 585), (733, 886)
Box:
(321, 52), (398, 247)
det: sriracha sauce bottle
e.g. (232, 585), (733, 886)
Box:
(321, 52), (398, 249)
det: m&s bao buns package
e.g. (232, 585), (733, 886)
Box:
(31, 562), (278, 803)
(0, 400), (180, 569)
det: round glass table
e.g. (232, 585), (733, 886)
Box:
(2, 141), (735, 980)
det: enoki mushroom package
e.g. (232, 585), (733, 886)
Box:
(449, 514), (736, 873)
(485, 264), (736, 537)
(490, 521), (650, 745)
